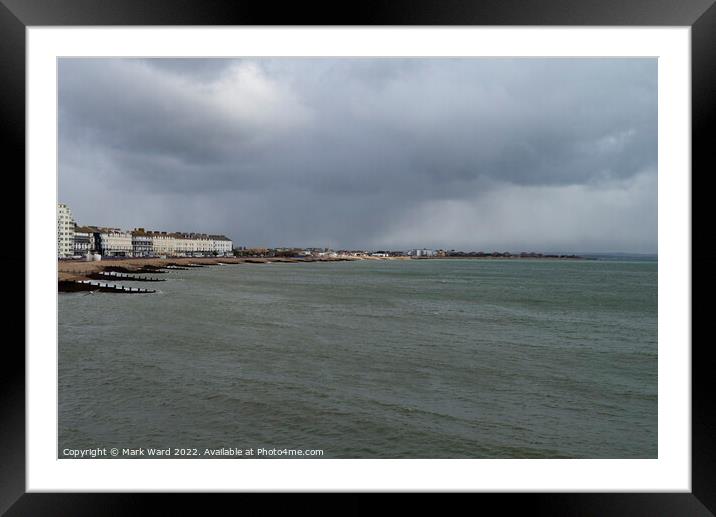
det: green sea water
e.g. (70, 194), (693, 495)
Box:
(58, 259), (657, 458)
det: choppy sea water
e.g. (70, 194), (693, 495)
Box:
(58, 259), (657, 458)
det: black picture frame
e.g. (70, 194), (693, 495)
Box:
(3, 0), (712, 514)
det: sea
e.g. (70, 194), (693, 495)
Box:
(58, 258), (657, 458)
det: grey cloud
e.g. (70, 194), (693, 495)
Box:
(59, 58), (657, 252)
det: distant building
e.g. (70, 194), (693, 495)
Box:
(131, 228), (153, 257)
(188, 233), (212, 255)
(408, 249), (436, 257)
(57, 208), (233, 259)
(57, 203), (75, 258)
(173, 233), (192, 256)
(150, 231), (176, 257)
(98, 228), (133, 257)
(73, 226), (96, 256)
(210, 235), (233, 256)
(170, 232), (233, 256)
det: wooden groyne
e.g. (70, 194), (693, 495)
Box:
(88, 271), (165, 282)
(58, 280), (156, 294)
(103, 265), (167, 274)
(58, 255), (364, 293)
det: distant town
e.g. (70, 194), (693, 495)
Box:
(58, 203), (584, 261)
(57, 203), (233, 260)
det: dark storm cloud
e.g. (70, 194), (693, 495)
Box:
(59, 58), (657, 252)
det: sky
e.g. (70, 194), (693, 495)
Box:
(58, 58), (657, 253)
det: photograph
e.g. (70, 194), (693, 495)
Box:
(56, 56), (658, 460)
(0, 0), (707, 507)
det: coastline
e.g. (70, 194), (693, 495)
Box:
(57, 255), (411, 282)
(57, 254), (593, 283)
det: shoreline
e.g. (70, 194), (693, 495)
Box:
(57, 256), (379, 282)
(57, 254), (594, 282)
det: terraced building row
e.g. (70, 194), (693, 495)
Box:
(58, 203), (233, 258)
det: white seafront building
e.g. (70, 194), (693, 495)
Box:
(210, 235), (233, 256)
(163, 232), (233, 257)
(57, 203), (75, 258)
(73, 226), (95, 257)
(98, 228), (133, 257)
(146, 232), (233, 257)
(408, 248), (437, 257)
(108, 229), (234, 257)
(130, 228), (153, 257)
(149, 231), (177, 257)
